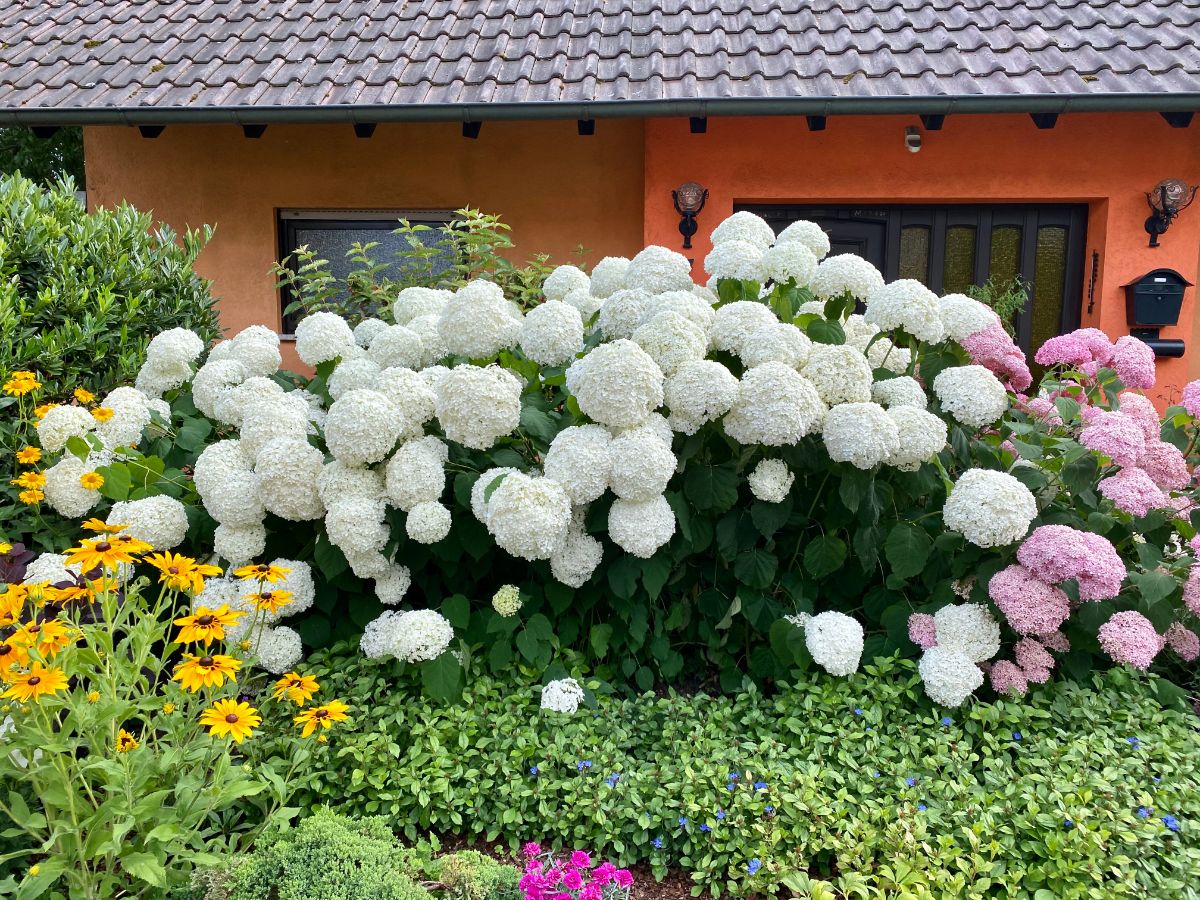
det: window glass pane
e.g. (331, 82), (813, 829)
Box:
(942, 226), (976, 293)
(898, 226), (930, 283)
(1031, 226), (1068, 353)
(988, 226), (1021, 290)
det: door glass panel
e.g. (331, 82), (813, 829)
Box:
(988, 226), (1022, 290)
(898, 226), (930, 283)
(942, 226), (976, 293)
(1031, 226), (1068, 354)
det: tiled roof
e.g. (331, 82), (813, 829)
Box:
(2, 0), (1199, 123)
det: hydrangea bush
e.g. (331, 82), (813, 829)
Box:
(9, 210), (1200, 706)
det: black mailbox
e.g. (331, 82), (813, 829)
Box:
(1124, 268), (1192, 326)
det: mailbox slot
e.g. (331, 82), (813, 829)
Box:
(1124, 268), (1192, 326)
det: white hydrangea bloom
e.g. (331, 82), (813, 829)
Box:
(346, 549), (390, 580)
(191, 359), (248, 420)
(932, 365), (1009, 428)
(864, 279), (945, 343)
(367, 324), (424, 370)
(36, 405), (95, 453)
(136, 358), (194, 398)
(641, 290), (715, 333)
(562, 287), (603, 325)
(42, 454), (100, 517)
(213, 522), (267, 565)
(353, 318), (390, 348)
(747, 459), (794, 504)
(943, 469), (1037, 548)
(212, 376), (284, 427)
(325, 498), (389, 557)
(550, 527), (603, 587)
(438, 280), (523, 359)
(724, 362), (826, 446)
(361, 610), (405, 659)
(223, 326), (282, 378)
(566, 339), (664, 429)
(249, 625), (303, 675)
(543, 425), (613, 505)
(394, 287), (452, 325)
(597, 288), (655, 340)
(761, 240), (818, 285)
(614, 413), (674, 448)
(295, 311), (356, 366)
(520, 300), (585, 367)
(107, 495), (188, 549)
(406, 500), (452, 544)
(740, 323), (812, 369)
(692, 283), (719, 306)
(270, 559), (316, 616)
(323, 389), (405, 466)
(327, 357), (384, 401)
(194, 439), (263, 526)
(710, 301), (778, 356)
(491, 584), (523, 617)
(317, 460), (384, 506)
(664, 360), (739, 434)
(145, 328), (205, 370)
(807, 254), (885, 301)
(393, 609), (455, 662)
(633, 310), (708, 376)
(434, 365), (522, 449)
(918, 646), (984, 707)
(802, 611), (864, 676)
(710, 211), (776, 250)
(886, 407), (948, 471)
(375, 564), (412, 605)
(405, 313), (448, 368)
(22, 553), (75, 586)
(608, 495), (675, 558)
(240, 393), (312, 460)
(543, 265), (591, 302)
(775, 220), (831, 260)
(938, 293), (999, 341)
(608, 428), (677, 501)
(254, 437), (326, 521)
(376, 367), (437, 430)
(93, 386), (151, 449)
(934, 603), (1001, 663)
(703, 239), (764, 282)
(485, 473), (572, 561)
(590, 256), (630, 299)
(541, 677), (586, 714)
(801, 344), (873, 405)
(823, 402), (900, 469)
(625, 245), (693, 294)
(384, 436), (448, 511)
(871, 376), (927, 409)
(470, 466), (520, 522)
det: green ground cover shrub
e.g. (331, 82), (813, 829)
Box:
(252, 649), (1200, 899)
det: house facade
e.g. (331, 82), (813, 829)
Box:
(4, 1), (1200, 400)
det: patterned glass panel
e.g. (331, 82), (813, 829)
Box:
(1031, 226), (1068, 353)
(942, 226), (976, 293)
(988, 226), (1021, 290)
(898, 226), (930, 284)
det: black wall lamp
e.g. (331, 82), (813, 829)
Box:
(672, 182), (708, 249)
(1145, 178), (1197, 247)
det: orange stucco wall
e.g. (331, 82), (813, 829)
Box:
(644, 113), (1200, 404)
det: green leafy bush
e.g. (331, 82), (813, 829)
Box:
(253, 650), (1200, 898)
(431, 849), (521, 900)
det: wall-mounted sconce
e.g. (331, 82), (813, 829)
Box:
(672, 181), (708, 249)
(1145, 178), (1197, 247)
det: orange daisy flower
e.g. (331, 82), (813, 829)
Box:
(199, 698), (260, 743)
(2, 662), (69, 703)
(173, 605), (244, 646)
(294, 700), (350, 738)
(146, 553), (222, 594)
(272, 672), (319, 705)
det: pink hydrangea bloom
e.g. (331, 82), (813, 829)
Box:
(1014, 637), (1055, 674)
(1111, 335), (1156, 389)
(1039, 630), (1071, 652)
(1073, 328), (1115, 365)
(988, 564), (1071, 635)
(1080, 410), (1146, 467)
(1097, 610), (1161, 670)
(907, 612), (938, 650)
(1184, 565), (1200, 616)
(1024, 665), (1051, 684)
(1016, 525), (1126, 600)
(1098, 467), (1169, 518)
(1165, 622), (1200, 662)
(1024, 396), (1063, 426)
(961, 322), (1032, 391)
(989, 660), (1028, 696)
(1137, 441), (1189, 491)
(1190, 534), (1200, 555)
(1034, 334), (1092, 367)
(1181, 380), (1200, 418)
(1117, 391), (1162, 442)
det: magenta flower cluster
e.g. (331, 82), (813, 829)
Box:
(961, 321), (1032, 391)
(1015, 524), (1125, 601)
(1097, 611), (1163, 670)
(1033, 327), (1154, 388)
(520, 844), (633, 900)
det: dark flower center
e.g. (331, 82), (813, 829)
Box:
(197, 615), (214, 626)
(167, 566), (180, 574)
(0, 644), (9, 654)
(199, 656), (214, 667)
(27, 676), (40, 686)
(95, 542), (111, 552)
(315, 709), (328, 719)
(225, 713), (239, 724)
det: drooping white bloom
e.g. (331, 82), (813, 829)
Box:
(212, 375), (284, 427)
(346, 549), (390, 580)
(249, 625), (304, 675)
(942, 469), (1037, 548)
(710, 211), (776, 250)
(886, 407), (948, 471)
(325, 497), (389, 557)
(192, 358), (248, 420)
(590, 256), (630, 299)
(295, 311), (356, 365)
(540, 677), (586, 714)
(406, 500), (452, 544)
(918, 646), (984, 707)
(747, 459), (794, 504)
(405, 313), (449, 368)
(550, 526), (603, 587)
(823, 402), (900, 469)
(353, 318), (390, 348)
(269, 559), (316, 616)
(438, 280), (523, 359)
(543, 425), (613, 505)
(597, 288), (655, 340)
(543, 265), (591, 302)
(145, 328), (205, 370)
(608, 428), (677, 500)
(801, 344), (873, 405)
(240, 393), (313, 460)
(566, 340), (664, 429)
(664, 360), (739, 434)
(934, 604), (1001, 663)
(724, 362), (827, 446)
(326, 357), (383, 401)
(375, 564), (412, 605)
(384, 436), (448, 511)
(775, 220), (831, 260)
(632, 310), (708, 376)
(761, 241), (818, 286)
(376, 367), (437, 430)
(562, 287), (603, 324)
(317, 459), (384, 506)
(394, 286), (452, 325)
(938, 293), (999, 341)
(22, 553), (74, 586)
(807, 254), (885, 301)
(393, 609), (454, 662)
(323, 389), (405, 466)
(485, 472), (572, 561)
(710, 301), (778, 356)
(223, 325), (282, 378)
(194, 439), (263, 526)
(802, 611), (865, 676)
(254, 437), (326, 521)
(213, 522), (267, 565)
(93, 386), (151, 449)
(932, 365), (1009, 428)
(871, 376), (927, 409)
(625, 245), (694, 294)
(641, 290), (715, 333)
(434, 365), (522, 449)
(42, 454), (100, 517)
(107, 495), (188, 548)
(608, 495), (675, 558)
(520, 300), (585, 367)
(703, 239), (764, 282)
(865, 279), (946, 343)
(35, 405), (95, 454)
(367, 324), (424, 370)
(470, 466), (520, 522)
(740, 323), (812, 369)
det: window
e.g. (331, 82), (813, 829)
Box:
(277, 209), (455, 334)
(739, 204), (1088, 351)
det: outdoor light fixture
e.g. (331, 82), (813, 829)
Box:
(672, 182), (708, 250)
(1145, 178), (1198, 247)
(905, 126), (922, 153)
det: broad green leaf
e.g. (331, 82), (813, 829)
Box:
(804, 535), (846, 578)
(884, 523), (933, 580)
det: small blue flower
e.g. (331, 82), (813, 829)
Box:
(652, 837), (663, 850)
(699, 823), (711, 833)
(872, 771), (880, 779)
(1012, 732), (1023, 742)
(716, 809), (726, 820)
(728, 772), (740, 781)
(576, 761), (586, 771)
(747, 859), (762, 876)
(529, 765), (539, 776)
(1153, 776), (1162, 783)
(753, 781), (768, 791)
(853, 707), (863, 716)
(1163, 815), (1180, 832)
(865, 726), (873, 731)
(1063, 819), (1074, 829)
(605, 773), (620, 787)
(1138, 807), (1152, 818)
(727, 783), (737, 791)
(764, 805), (775, 814)
(917, 803), (927, 812)
(941, 716), (952, 726)
(678, 817), (687, 827)
(905, 777), (917, 787)
(1127, 736), (1140, 747)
